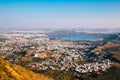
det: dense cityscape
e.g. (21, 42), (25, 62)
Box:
(0, 0), (120, 80)
(0, 30), (120, 80)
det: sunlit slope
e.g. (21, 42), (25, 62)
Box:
(0, 58), (53, 80)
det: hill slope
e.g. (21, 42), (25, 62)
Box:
(0, 58), (53, 80)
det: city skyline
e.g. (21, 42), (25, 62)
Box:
(0, 0), (120, 29)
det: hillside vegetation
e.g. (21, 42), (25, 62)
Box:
(0, 58), (53, 80)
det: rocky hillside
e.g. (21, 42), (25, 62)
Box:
(0, 58), (53, 80)
(97, 42), (120, 50)
(92, 42), (120, 67)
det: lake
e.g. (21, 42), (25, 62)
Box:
(47, 33), (103, 41)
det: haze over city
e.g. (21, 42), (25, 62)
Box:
(0, 0), (120, 30)
(1, 1), (120, 80)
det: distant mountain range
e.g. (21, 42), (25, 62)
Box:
(0, 27), (120, 33)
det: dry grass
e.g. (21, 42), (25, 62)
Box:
(0, 58), (53, 80)
(111, 51), (120, 61)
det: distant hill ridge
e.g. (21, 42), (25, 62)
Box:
(0, 58), (53, 80)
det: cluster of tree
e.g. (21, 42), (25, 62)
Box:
(32, 67), (120, 80)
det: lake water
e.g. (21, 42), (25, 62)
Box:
(48, 33), (103, 41)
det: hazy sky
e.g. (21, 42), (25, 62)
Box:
(0, 0), (120, 29)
